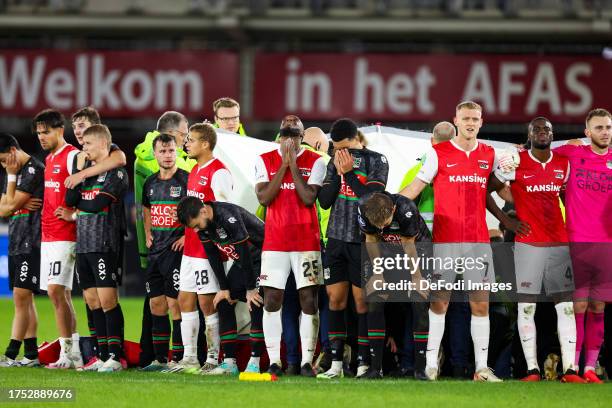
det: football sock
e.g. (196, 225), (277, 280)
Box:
(204, 313), (220, 364)
(367, 307), (385, 372)
(105, 306), (123, 361)
(426, 309), (445, 370)
(180, 311), (199, 359)
(23, 337), (38, 360)
(5, 339), (21, 360)
(300, 311), (319, 366)
(92, 308), (109, 361)
(328, 309), (346, 362)
(555, 302), (576, 372)
(249, 303), (264, 358)
(217, 300), (238, 360)
(584, 311), (605, 371)
(518, 303), (538, 371)
(171, 319), (183, 362)
(86, 304), (96, 339)
(357, 312), (370, 366)
(71, 332), (81, 355)
(151, 314), (170, 363)
(263, 308), (282, 364)
(412, 301), (429, 372)
(471, 315), (490, 372)
(574, 311), (585, 368)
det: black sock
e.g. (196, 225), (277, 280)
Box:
(116, 303), (125, 357)
(412, 302), (429, 372)
(105, 306), (123, 362)
(92, 308), (109, 361)
(217, 300), (237, 360)
(328, 309), (346, 362)
(5, 339), (21, 360)
(171, 319), (183, 363)
(367, 307), (385, 372)
(86, 304), (96, 340)
(151, 314), (170, 363)
(249, 303), (264, 357)
(357, 312), (370, 366)
(23, 337), (38, 360)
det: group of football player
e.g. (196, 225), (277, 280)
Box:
(0, 98), (610, 383)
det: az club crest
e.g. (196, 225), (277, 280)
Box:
(199, 176), (208, 186)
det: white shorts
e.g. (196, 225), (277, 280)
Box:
(260, 251), (323, 290)
(39, 241), (76, 291)
(432, 243), (495, 287)
(179, 255), (220, 295)
(515, 243), (574, 295)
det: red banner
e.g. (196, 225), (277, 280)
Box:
(254, 53), (611, 123)
(0, 50), (238, 118)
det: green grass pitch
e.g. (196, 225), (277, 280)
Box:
(0, 297), (611, 408)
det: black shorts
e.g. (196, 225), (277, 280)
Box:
(324, 238), (362, 287)
(76, 252), (118, 290)
(9, 252), (40, 292)
(145, 249), (182, 299)
(226, 257), (262, 301)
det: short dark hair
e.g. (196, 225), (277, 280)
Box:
(157, 111), (187, 133)
(213, 97), (240, 115)
(152, 133), (176, 151)
(0, 133), (21, 153)
(32, 109), (65, 133)
(177, 196), (204, 226)
(330, 118), (358, 142)
(189, 122), (217, 151)
(362, 193), (394, 227)
(71, 106), (101, 125)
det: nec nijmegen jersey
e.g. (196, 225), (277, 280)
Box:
(325, 148), (389, 243)
(5, 157), (45, 255)
(142, 168), (189, 260)
(76, 167), (129, 254)
(197, 202), (265, 258)
(357, 193), (431, 243)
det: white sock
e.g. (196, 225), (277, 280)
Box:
(205, 313), (220, 364)
(299, 312), (319, 366)
(426, 309), (446, 370)
(555, 302), (577, 373)
(517, 303), (538, 371)
(263, 308), (282, 365)
(71, 333), (81, 355)
(330, 360), (342, 372)
(223, 357), (237, 367)
(248, 356), (260, 366)
(180, 311), (199, 359)
(59, 337), (72, 356)
(471, 315), (490, 372)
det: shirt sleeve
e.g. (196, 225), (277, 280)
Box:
(396, 196), (420, 238)
(211, 168), (233, 203)
(66, 149), (79, 175)
(367, 153), (389, 187)
(17, 163), (43, 195)
(141, 177), (152, 208)
(307, 156), (326, 186)
(254, 155), (269, 184)
(101, 169), (128, 202)
(417, 148), (438, 184)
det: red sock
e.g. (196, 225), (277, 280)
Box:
(584, 311), (605, 369)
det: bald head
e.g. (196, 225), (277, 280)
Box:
(303, 127), (329, 153)
(432, 121), (456, 144)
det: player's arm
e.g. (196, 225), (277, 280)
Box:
(289, 155), (325, 206)
(486, 173), (529, 237)
(233, 238), (258, 290)
(399, 148), (437, 200)
(254, 156), (288, 206)
(65, 146), (127, 188)
(0, 182), (32, 216)
(318, 159), (341, 210)
(203, 240), (229, 291)
(141, 178), (153, 247)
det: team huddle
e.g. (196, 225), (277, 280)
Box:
(0, 99), (610, 383)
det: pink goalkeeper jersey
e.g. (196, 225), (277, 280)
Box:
(553, 144), (612, 242)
